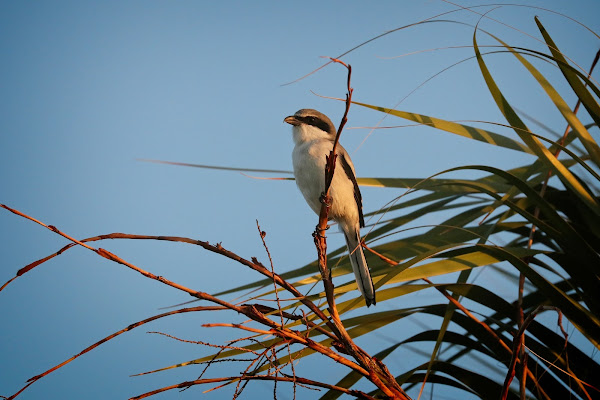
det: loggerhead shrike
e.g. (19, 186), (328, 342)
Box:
(284, 109), (376, 307)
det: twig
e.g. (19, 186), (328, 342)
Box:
(256, 220), (298, 398)
(201, 323), (368, 375)
(146, 331), (264, 356)
(310, 60), (410, 400)
(130, 374), (377, 400)
(189, 336), (262, 387)
(313, 58), (353, 318)
(312, 58), (356, 344)
(501, 306), (566, 400)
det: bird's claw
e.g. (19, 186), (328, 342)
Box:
(319, 193), (332, 207)
(313, 224), (330, 239)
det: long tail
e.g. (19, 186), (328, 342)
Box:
(343, 228), (376, 307)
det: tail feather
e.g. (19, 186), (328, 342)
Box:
(344, 230), (376, 307)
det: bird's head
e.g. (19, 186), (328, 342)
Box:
(284, 109), (336, 144)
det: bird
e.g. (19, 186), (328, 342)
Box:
(284, 108), (376, 307)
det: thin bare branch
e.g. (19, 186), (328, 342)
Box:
(309, 61), (411, 400)
(130, 374), (377, 400)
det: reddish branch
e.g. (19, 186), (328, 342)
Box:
(310, 59), (411, 400)
(501, 306), (569, 400)
(314, 59), (353, 327)
(256, 220), (299, 397)
(129, 375), (377, 400)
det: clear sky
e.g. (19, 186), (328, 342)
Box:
(1, 1), (598, 399)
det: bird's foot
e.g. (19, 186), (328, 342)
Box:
(313, 224), (330, 239)
(319, 192), (332, 207)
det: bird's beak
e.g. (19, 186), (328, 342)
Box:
(284, 115), (300, 126)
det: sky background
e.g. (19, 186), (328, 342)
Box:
(1, 1), (599, 399)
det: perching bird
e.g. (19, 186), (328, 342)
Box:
(284, 109), (376, 307)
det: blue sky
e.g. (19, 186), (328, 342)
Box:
(1, 1), (599, 399)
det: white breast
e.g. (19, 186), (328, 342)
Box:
(292, 139), (330, 215)
(292, 136), (359, 227)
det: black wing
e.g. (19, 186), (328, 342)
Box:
(340, 153), (365, 228)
